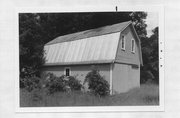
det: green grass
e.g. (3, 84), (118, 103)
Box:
(20, 84), (159, 107)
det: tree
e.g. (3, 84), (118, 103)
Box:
(19, 13), (45, 77)
(130, 12), (147, 39)
(140, 27), (159, 84)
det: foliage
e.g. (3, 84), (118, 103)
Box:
(44, 73), (66, 94)
(44, 73), (82, 94)
(140, 27), (159, 84)
(20, 76), (41, 92)
(130, 12), (147, 39)
(84, 67), (110, 97)
(66, 76), (82, 91)
(19, 14), (45, 78)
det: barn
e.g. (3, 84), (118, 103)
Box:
(42, 21), (143, 94)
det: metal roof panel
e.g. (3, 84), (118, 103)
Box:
(44, 32), (120, 65)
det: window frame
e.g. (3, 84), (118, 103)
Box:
(121, 35), (126, 50)
(131, 38), (135, 53)
(64, 67), (71, 76)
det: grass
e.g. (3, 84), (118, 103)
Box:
(20, 84), (159, 107)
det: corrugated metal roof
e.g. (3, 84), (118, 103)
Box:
(44, 32), (120, 65)
(46, 21), (131, 45)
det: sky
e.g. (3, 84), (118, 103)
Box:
(145, 12), (158, 37)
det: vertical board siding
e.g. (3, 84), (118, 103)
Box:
(112, 63), (140, 94)
(131, 66), (140, 88)
(112, 63), (129, 93)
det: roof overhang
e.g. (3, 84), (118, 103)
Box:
(43, 60), (114, 66)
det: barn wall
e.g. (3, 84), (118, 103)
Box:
(112, 63), (140, 94)
(115, 26), (140, 65)
(41, 64), (110, 85)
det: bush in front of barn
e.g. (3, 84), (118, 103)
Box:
(44, 73), (82, 94)
(44, 73), (66, 94)
(66, 76), (82, 91)
(84, 68), (110, 97)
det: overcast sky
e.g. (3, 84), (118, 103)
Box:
(145, 12), (158, 37)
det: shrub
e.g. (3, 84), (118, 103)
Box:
(84, 68), (110, 97)
(44, 73), (66, 94)
(44, 73), (82, 94)
(67, 76), (82, 91)
(20, 76), (41, 92)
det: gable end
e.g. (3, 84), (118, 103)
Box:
(114, 23), (143, 66)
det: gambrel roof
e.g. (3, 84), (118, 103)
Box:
(46, 21), (131, 45)
(44, 21), (143, 66)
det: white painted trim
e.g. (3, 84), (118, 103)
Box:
(131, 38), (135, 53)
(64, 67), (71, 76)
(110, 64), (113, 95)
(130, 24), (143, 66)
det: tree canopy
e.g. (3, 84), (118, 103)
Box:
(140, 27), (159, 84)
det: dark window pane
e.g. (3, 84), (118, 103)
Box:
(121, 35), (125, 50)
(66, 68), (70, 76)
(131, 39), (135, 52)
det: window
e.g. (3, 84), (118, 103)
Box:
(131, 38), (135, 53)
(121, 35), (125, 50)
(64, 67), (71, 76)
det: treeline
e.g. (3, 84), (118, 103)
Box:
(19, 12), (158, 84)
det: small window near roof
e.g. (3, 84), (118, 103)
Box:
(121, 35), (126, 50)
(131, 38), (135, 53)
(65, 67), (70, 76)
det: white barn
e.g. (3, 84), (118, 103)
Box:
(42, 21), (143, 94)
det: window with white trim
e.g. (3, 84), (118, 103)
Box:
(131, 38), (135, 53)
(121, 35), (125, 50)
(64, 67), (71, 76)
